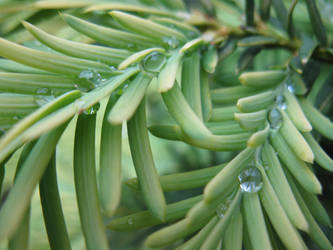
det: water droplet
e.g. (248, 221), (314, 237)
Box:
(127, 43), (135, 49)
(77, 70), (102, 90)
(275, 95), (287, 110)
(142, 52), (167, 73)
(216, 202), (229, 218)
(238, 167), (263, 193)
(268, 108), (282, 130)
(74, 84), (90, 92)
(127, 218), (133, 225)
(83, 103), (100, 115)
(12, 116), (20, 121)
(100, 78), (107, 84)
(36, 87), (50, 95)
(79, 70), (94, 79)
(34, 95), (55, 106)
(162, 36), (179, 49)
(287, 83), (295, 93)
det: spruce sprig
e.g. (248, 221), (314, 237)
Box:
(0, 0), (332, 249)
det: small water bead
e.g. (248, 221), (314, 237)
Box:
(109, 66), (117, 71)
(100, 78), (108, 85)
(127, 43), (135, 50)
(36, 87), (50, 95)
(79, 70), (95, 80)
(274, 95), (287, 110)
(127, 218), (133, 225)
(142, 52), (167, 73)
(74, 84), (90, 92)
(34, 95), (55, 106)
(238, 166), (263, 193)
(83, 103), (100, 115)
(287, 83), (295, 93)
(216, 201), (230, 218)
(77, 70), (102, 89)
(162, 36), (179, 49)
(268, 108), (282, 130)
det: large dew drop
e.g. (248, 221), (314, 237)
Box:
(268, 108), (282, 130)
(238, 167), (263, 193)
(142, 52), (167, 73)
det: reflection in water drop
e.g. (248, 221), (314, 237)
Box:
(238, 167), (263, 193)
(268, 108), (282, 130)
(142, 52), (167, 73)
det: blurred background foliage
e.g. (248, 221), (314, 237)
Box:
(0, 0), (332, 249)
